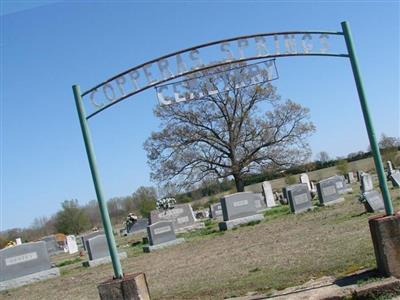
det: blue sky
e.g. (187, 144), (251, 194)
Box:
(1, 1), (399, 230)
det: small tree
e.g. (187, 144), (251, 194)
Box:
(285, 174), (297, 185)
(54, 199), (90, 235)
(379, 134), (400, 164)
(132, 186), (157, 218)
(336, 159), (349, 175)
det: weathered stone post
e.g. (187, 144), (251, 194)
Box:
(368, 213), (400, 278)
(97, 272), (151, 300)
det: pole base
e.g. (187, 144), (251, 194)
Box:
(369, 212), (400, 278)
(97, 272), (150, 300)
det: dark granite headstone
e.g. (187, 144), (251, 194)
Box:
(0, 242), (51, 282)
(220, 192), (264, 221)
(40, 235), (62, 255)
(209, 203), (223, 219)
(389, 172), (400, 188)
(287, 184), (312, 213)
(317, 178), (343, 205)
(363, 190), (385, 213)
(86, 235), (109, 261)
(147, 221), (176, 246)
(127, 218), (148, 234)
(81, 231), (104, 251)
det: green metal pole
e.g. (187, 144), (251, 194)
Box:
(341, 21), (394, 215)
(72, 85), (124, 278)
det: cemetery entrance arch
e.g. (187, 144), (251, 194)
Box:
(72, 21), (394, 279)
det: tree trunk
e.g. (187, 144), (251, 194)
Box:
(233, 174), (245, 192)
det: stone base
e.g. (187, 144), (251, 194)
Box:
(175, 222), (205, 233)
(0, 268), (60, 291)
(143, 238), (185, 253)
(98, 272), (150, 300)
(218, 214), (264, 231)
(369, 213), (400, 278)
(83, 252), (127, 268)
(321, 197), (345, 206)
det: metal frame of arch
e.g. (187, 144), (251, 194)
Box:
(72, 21), (394, 279)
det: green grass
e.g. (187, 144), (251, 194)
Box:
(55, 257), (81, 267)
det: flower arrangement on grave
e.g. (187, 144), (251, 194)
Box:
(156, 197), (176, 211)
(125, 213), (138, 232)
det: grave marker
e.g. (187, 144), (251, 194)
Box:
(143, 221), (185, 252)
(262, 181), (277, 207)
(209, 203), (223, 219)
(41, 235), (62, 256)
(363, 190), (385, 213)
(0, 241), (60, 291)
(389, 172), (400, 188)
(81, 230), (104, 251)
(83, 235), (127, 267)
(66, 235), (78, 254)
(287, 184), (313, 213)
(149, 204), (204, 232)
(299, 173), (311, 191)
(361, 173), (374, 193)
(218, 192), (264, 230)
(317, 178), (344, 205)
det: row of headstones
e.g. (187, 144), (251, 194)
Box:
(41, 234), (79, 256)
(142, 203), (203, 252)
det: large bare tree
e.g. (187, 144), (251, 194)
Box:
(144, 64), (315, 192)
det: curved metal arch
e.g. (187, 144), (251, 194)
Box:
(82, 30), (343, 97)
(86, 52), (348, 119)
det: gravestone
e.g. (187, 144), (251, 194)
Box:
(317, 178), (344, 205)
(363, 190), (385, 213)
(66, 235), (78, 254)
(143, 221), (185, 253)
(389, 172), (400, 188)
(83, 234), (127, 267)
(387, 161), (394, 175)
(209, 203), (223, 219)
(149, 204), (203, 233)
(346, 172), (356, 184)
(360, 173), (374, 193)
(261, 181), (277, 207)
(299, 173), (311, 191)
(41, 235), (62, 256)
(218, 192), (264, 230)
(287, 184), (312, 214)
(0, 241), (60, 291)
(81, 230), (104, 251)
(356, 170), (363, 182)
(126, 218), (149, 235)
(332, 175), (352, 194)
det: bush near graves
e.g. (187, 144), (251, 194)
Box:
(336, 159), (349, 175)
(285, 174), (297, 185)
(54, 199), (90, 235)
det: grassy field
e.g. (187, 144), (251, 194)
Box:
(1, 181), (399, 300)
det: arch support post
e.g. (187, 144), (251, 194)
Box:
(341, 21), (394, 216)
(72, 84), (124, 279)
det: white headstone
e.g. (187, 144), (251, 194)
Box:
(66, 235), (78, 254)
(261, 181), (277, 207)
(15, 238), (22, 245)
(387, 161), (394, 175)
(299, 173), (311, 191)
